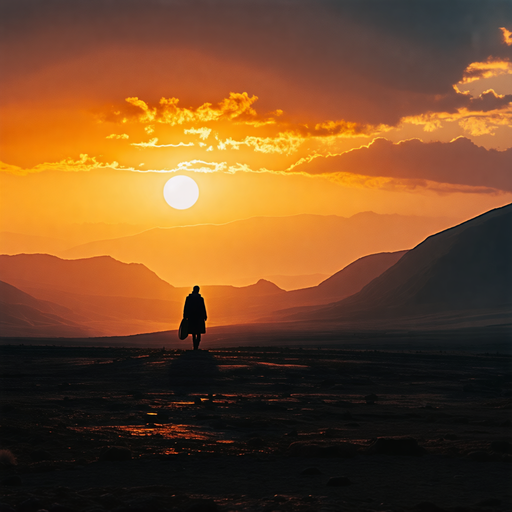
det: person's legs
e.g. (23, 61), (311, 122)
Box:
(196, 333), (201, 349)
(192, 334), (198, 350)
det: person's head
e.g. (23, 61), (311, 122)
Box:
(193, 285), (200, 293)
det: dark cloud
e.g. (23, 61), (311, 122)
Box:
(294, 137), (512, 192)
(0, 0), (511, 123)
(467, 90), (512, 111)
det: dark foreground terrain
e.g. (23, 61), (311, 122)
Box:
(0, 343), (511, 512)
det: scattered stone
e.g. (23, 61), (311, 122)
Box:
(98, 446), (132, 462)
(284, 429), (298, 437)
(366, 437), (426, 456)
(364, 393), (379, 404)
(490, 440), (512, 453)
(30, 450), (53, 462)
(1, 475), (22, 486)
(301, 467), (323, 475)
(326, 476), (351, 487)
(246, 436), (265, 448)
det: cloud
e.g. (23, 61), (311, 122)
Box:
(123, 92), (277, 127)
(216, 132), (304, 155)
(130, 138), (194, 148)
(3, 1), (511, 125)
(184, 127), (212, 140)
(401, 88), (512, 135)
(291, 137), (512, 192)
(0, 154), (119, 175)
(458, 57), (512, 85)
(106, 133), (129, 139)
(501, 27), (512, 46)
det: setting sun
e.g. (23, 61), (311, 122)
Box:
(163, 175), (199, 210)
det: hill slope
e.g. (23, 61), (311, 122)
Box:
(286, 204), (512, 328)
(0, 280), (93, 337)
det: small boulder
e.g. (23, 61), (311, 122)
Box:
(366, 437), (425, 456)
(364, 394), (379, 404)
(326, 476), (351, 487)
(98, 446), (132, 462)
(30, 450), (53, 462)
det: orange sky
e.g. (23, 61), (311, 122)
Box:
(0, 1), (511, 241)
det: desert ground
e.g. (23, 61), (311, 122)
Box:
(0, 337), (511, 512)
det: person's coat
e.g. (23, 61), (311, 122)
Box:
(183, 292), (207, 334)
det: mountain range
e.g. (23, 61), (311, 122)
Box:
(59, 212), (451, 286)
(1, 205), (510, 338)
(0, 249), (406, 337)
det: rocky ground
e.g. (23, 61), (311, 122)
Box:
(0, 344), (511, 512)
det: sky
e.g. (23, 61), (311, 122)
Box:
(1, 0), (512, 238)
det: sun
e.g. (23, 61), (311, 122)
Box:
(163, 175), (199, 210)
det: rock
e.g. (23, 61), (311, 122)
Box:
(246, 437), (265, 448)
(490, 440), (512, 453)
(0, 503), (15, 512)
(301, 467), (323, 475)
(364, 394), (379, 404)
(288, 441), (358, 458)
(98, 446), (132, 462)
(366, 437), (425, 456)
(326, 476), (351, 486)
(30, 450), (53, 462)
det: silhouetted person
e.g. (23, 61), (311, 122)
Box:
(183, 285), (207, 350)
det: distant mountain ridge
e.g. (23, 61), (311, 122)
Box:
(60, 212), (452, 286)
